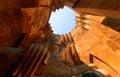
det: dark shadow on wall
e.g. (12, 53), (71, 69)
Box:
(102, 17), (120, 32)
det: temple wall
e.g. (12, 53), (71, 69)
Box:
(0, 0), (120, 77)
(71, 13), (120, 76)
(73, 0), (120, 19)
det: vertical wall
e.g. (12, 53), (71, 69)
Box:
(0, 0), (55, 47)
(73, 0), (120, 19)
(71, 13), (120, 76)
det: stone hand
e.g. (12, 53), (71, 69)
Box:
(11, 44), (51, 77)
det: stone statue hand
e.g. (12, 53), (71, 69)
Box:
(11, 44), (51, 77)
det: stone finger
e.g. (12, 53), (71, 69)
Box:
(43, 51), (50, 65)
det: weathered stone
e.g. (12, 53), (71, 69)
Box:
(0, 0), (120, 77)
(74, 0), (120, 19)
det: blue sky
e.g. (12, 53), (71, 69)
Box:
(49, 6), (76, 34)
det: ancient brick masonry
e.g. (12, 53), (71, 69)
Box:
(0, 0), (78, 77)
(0, 0), (120, 77)
(71, 13), (120, 76)
(0, 1), (54, 48)
(0, 9), (23, 47)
